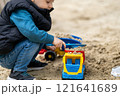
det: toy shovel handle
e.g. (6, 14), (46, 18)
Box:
(46, 44), (54, 46)
(66, 44), (86, 47)
(62, 44), (65, 51)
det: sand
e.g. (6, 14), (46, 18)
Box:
(0, 0), (120, 80)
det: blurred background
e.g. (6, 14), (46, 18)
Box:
(0, 0), (9, 11)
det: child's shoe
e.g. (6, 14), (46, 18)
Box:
(27, 60), (48, 71)
(7, 71), (36, 80)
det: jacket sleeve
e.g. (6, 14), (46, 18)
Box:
(10, 9), (54, 44)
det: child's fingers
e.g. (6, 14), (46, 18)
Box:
(52, 46), (56, 50)
(59, 41), (66, 49)
(50, 46), (56, 51)
(62, 41), (66, 49)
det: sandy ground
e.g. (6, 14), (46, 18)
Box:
(0, 0), (120, 80)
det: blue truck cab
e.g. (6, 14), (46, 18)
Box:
(62, 53), (85, 80)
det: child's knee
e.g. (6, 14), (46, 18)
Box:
(23, 39), (40, 50)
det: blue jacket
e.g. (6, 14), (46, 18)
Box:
(10, 9), (54, 44)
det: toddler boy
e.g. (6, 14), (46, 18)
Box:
(0, 0), (66, 80)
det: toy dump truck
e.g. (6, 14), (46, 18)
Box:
(62, 51), (85, 80)
(39, 47), (65, 61)
(39, 35), (86, 61)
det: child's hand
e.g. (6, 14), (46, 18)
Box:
(46, 46), (56, 51)
(52, 37), (66, 48)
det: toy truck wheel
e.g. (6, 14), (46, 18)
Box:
(45, 51), (56, 61)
